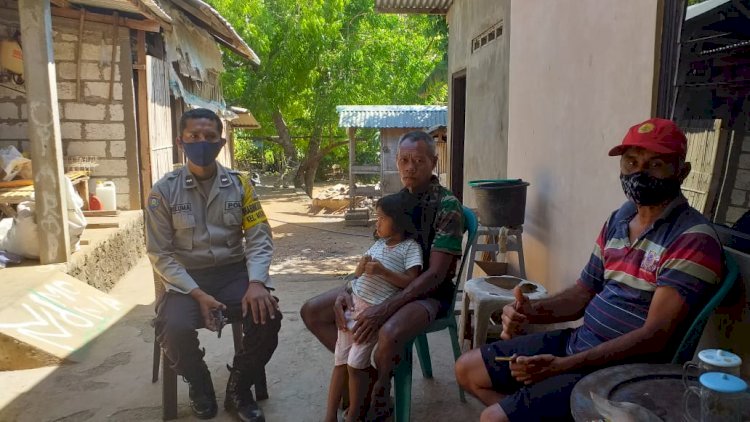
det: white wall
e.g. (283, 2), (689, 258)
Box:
(507, 0), (662, 292)
(447, 0), (510, 205)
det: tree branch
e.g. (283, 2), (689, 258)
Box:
(246, 135), (368, 141)
(271, 109), (297, 160)
(310, 140), (349, 162)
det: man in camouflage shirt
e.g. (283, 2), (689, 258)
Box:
(301, 131), (465, 417)
(402, 172), (466, 314)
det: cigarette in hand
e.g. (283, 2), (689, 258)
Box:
(494, 354), (517, 362)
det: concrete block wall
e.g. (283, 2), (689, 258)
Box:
(0, 16), (135, 209)
(67, 211), (145, 292)
(723, 127), (750, 225)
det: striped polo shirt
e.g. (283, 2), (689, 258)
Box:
(352, 238), (423, 305)
(566, 196), (723, 358)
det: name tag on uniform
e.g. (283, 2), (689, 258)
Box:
(225, 201), (242, 210)
(171, 203), (192, 214)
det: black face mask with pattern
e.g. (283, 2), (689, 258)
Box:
(620, 172), (681, 206)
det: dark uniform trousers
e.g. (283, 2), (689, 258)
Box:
(154, 261), (282, 384)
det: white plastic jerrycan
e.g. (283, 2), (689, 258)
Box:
(95, 181), (117, 211)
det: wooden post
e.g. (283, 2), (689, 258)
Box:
(19, 0), (70, 264)
(227, 123), (235, 169)
(108, 12), (120, 102)
(75, 9), (84, 102)
(135, 30), (152, 207)
(347, 127), (356, 210)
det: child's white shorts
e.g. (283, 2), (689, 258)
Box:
(334, 295), (377, 369)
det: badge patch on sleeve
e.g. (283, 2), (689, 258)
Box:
(148, 193), (161, 210)
(239, 174), (267, 230)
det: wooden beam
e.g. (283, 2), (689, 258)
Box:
(75, 9), (84, 102)
(108, 12), (119, 101)
(168, 0), (255, 64)
(347, 127), (356, 210)
(211, 34), (258, 65)
(50, 0), (70, 7)
(135, 30), (152, 207)
(170, 0), (232, 39)
(351, 165), (381, 175)
(50, 7), (162, 32)
(124, 0), (166, 25)
(19, 0), (70, 264)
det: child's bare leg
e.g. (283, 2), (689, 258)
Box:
(341, 370), (350, 410)
(325, 365), (347, 422)
(346, 365), (373, 422)
(364, 366), (377, 413)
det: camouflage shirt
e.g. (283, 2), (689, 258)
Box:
(400, 176), (464, 308)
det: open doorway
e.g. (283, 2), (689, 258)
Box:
(450, 71), (467, 202)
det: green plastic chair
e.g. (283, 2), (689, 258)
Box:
(392, 206), (478, 422)
(671, 250), (740, 364)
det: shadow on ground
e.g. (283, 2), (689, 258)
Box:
(0, 186), (485, 421)
(0, 260), (484, 422)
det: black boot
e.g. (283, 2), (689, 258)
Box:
(183, 364), (218, 419)
(225, 365), (265, 422)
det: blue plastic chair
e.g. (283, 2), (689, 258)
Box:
(671, 250), (740, 364)
(392, 206), (479, 422)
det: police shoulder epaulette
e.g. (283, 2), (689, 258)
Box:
(232, 170), (251, 184)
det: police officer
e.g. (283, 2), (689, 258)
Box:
(147, 108), (280, 422)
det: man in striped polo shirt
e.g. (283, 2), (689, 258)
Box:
(455, 118), (724, 422)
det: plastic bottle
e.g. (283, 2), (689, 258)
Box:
(95, 181), (117, 211)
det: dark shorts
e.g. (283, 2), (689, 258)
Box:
(413, 298), (440, 322)
(480, 329), (586, 422)
(430, 279), (456, 319)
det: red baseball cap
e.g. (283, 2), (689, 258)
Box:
(608, 118), (687, 158)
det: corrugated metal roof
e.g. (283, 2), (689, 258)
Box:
(230, 106), (261, 129)
(67, 0), (258, 65)
(685, 0), (731, 20)
(336, 105), (447, 128)
(374, 0), (452, 14)
(140, 0), (172, 22)
(69, 0), (172, 22)
(172, 0), (260, 65)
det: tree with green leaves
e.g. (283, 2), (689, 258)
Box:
(209, 0), (447, 196)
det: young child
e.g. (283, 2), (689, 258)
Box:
(324, 193), (423, 422)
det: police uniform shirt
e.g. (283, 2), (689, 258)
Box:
(145, 163), (273, 294)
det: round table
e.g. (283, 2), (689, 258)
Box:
(571, 363), (712, 422)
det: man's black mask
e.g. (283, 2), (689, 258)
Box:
(620, 171), (681, 206)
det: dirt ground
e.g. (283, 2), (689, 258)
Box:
(0, 185), (484, 422)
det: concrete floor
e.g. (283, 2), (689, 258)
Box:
(0, 187), (486, 422)
(0, 258), (484, 422)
